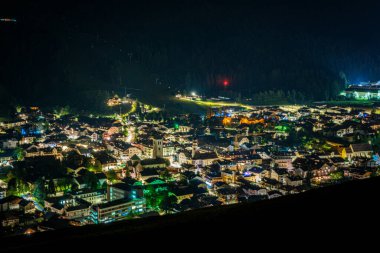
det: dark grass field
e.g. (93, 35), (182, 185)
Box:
(2, 177), (379, 251)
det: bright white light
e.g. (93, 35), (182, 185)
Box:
(191, 92), (196, 96)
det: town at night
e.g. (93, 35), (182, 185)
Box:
(1, 0), (380, 250)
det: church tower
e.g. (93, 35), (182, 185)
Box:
(153, 138), (163, 159)
(192, 139), (198, 158)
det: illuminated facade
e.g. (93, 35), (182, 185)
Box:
(90, 198), (146, 224)
(343, 84), (380, 100)
(240, 117), (264, 125)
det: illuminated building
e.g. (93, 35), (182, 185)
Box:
(71, 190), (107, 205)
(240, 117), (264, 125)
(24, 146), (63, 161)
(107, 97), (122, 106)
(221, 170), (238, 184)
(0, 188), (6, 200)
(191, 139), (198, 158)
(171, 186), (194, 203)
(191, 151), (219, 167)
(222, 117), (232, 126)
(142, 138), (174, 159)
(153, 138), (163, 159)
(2, 139), (18, 149)
(176, 125), (192, 133)
(343, 83), (380, 100)
(206, 107), (214, 119)
(108, 183), (143, 201)
(216, 187), (238, 205)
(340, 143), (373, 160)
(270, 152), (296, 170)
(0, 120), (27, 129)
(90, 198), (146, 224)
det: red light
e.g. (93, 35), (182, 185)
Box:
(223, 80), (229, 86)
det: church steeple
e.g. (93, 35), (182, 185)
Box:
(192, 138), (198, 158)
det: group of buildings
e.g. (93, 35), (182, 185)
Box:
(0, 103), (379, 235)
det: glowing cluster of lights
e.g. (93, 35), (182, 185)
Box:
(240, 117), (264, 125)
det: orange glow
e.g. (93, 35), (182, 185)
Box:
(240, 117), (264, 125)
(223, 117), (232, 125)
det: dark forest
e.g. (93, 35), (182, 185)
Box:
(1, 0), (380, 115)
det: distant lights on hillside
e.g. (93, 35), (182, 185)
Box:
(0, 18), (17, 23)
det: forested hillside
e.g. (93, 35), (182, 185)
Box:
(1, 0), (380, 115)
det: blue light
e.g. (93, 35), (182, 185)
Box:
(373, 154), (380, 165)
(243, 171), (252, 177)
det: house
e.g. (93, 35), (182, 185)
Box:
(191, 151), (219, 167)
(284, 175), (303, 187)
(126, 146), (143, 158)
(270, 152), (296, 170)
(44, 196), (91, 219)
(0, 120), (26, 129)
(242, 167), (266, 183)
(76, 146), (91, 157)
(24, 146), (63, 160)
(233, 135), (250, 148)
(0, 196), (35, 214)
(240, 183), (267, 197)
(44, 196), (66, 215)
(144, 177), (166, 185)
(90, 132), (99, 142)
(110, 142), (143, 161)
(171, 186), (194, 203)
(178, 151), (190, 165)
(268, 190), (283, 199)
(312, 163), (337, 180)
(216, 159), (237, 171)
(341, 143), (373, 160)
(249, 154), (263, 165)
(19, 199), (36, 214)
(177, 125), (192, 133)
(216, 187), (238, 205)
(140, 158), (167, 169)
(205, 172), (223, 188)
(329, 157), (346, 166)
(0, 187), (6, 199)
(293, 156), (336, 180)
(2, 139), (18, 149)
(139, 168), (162, 182)
(262, 177), (282, 190)
(336, 125), (354, 137)
(269, 168), (288, 183)
(348, 168), (372, 180)
(1, 213), (20, 228)
(63, 199), (91, 220)
(0, 150), (13, 164)
(93, 152), (118, 170)
(221, 169), (239, 183)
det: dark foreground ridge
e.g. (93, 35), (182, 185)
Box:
(2, 177), (380, 251)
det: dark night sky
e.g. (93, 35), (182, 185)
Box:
(1, 0), (380, 112)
